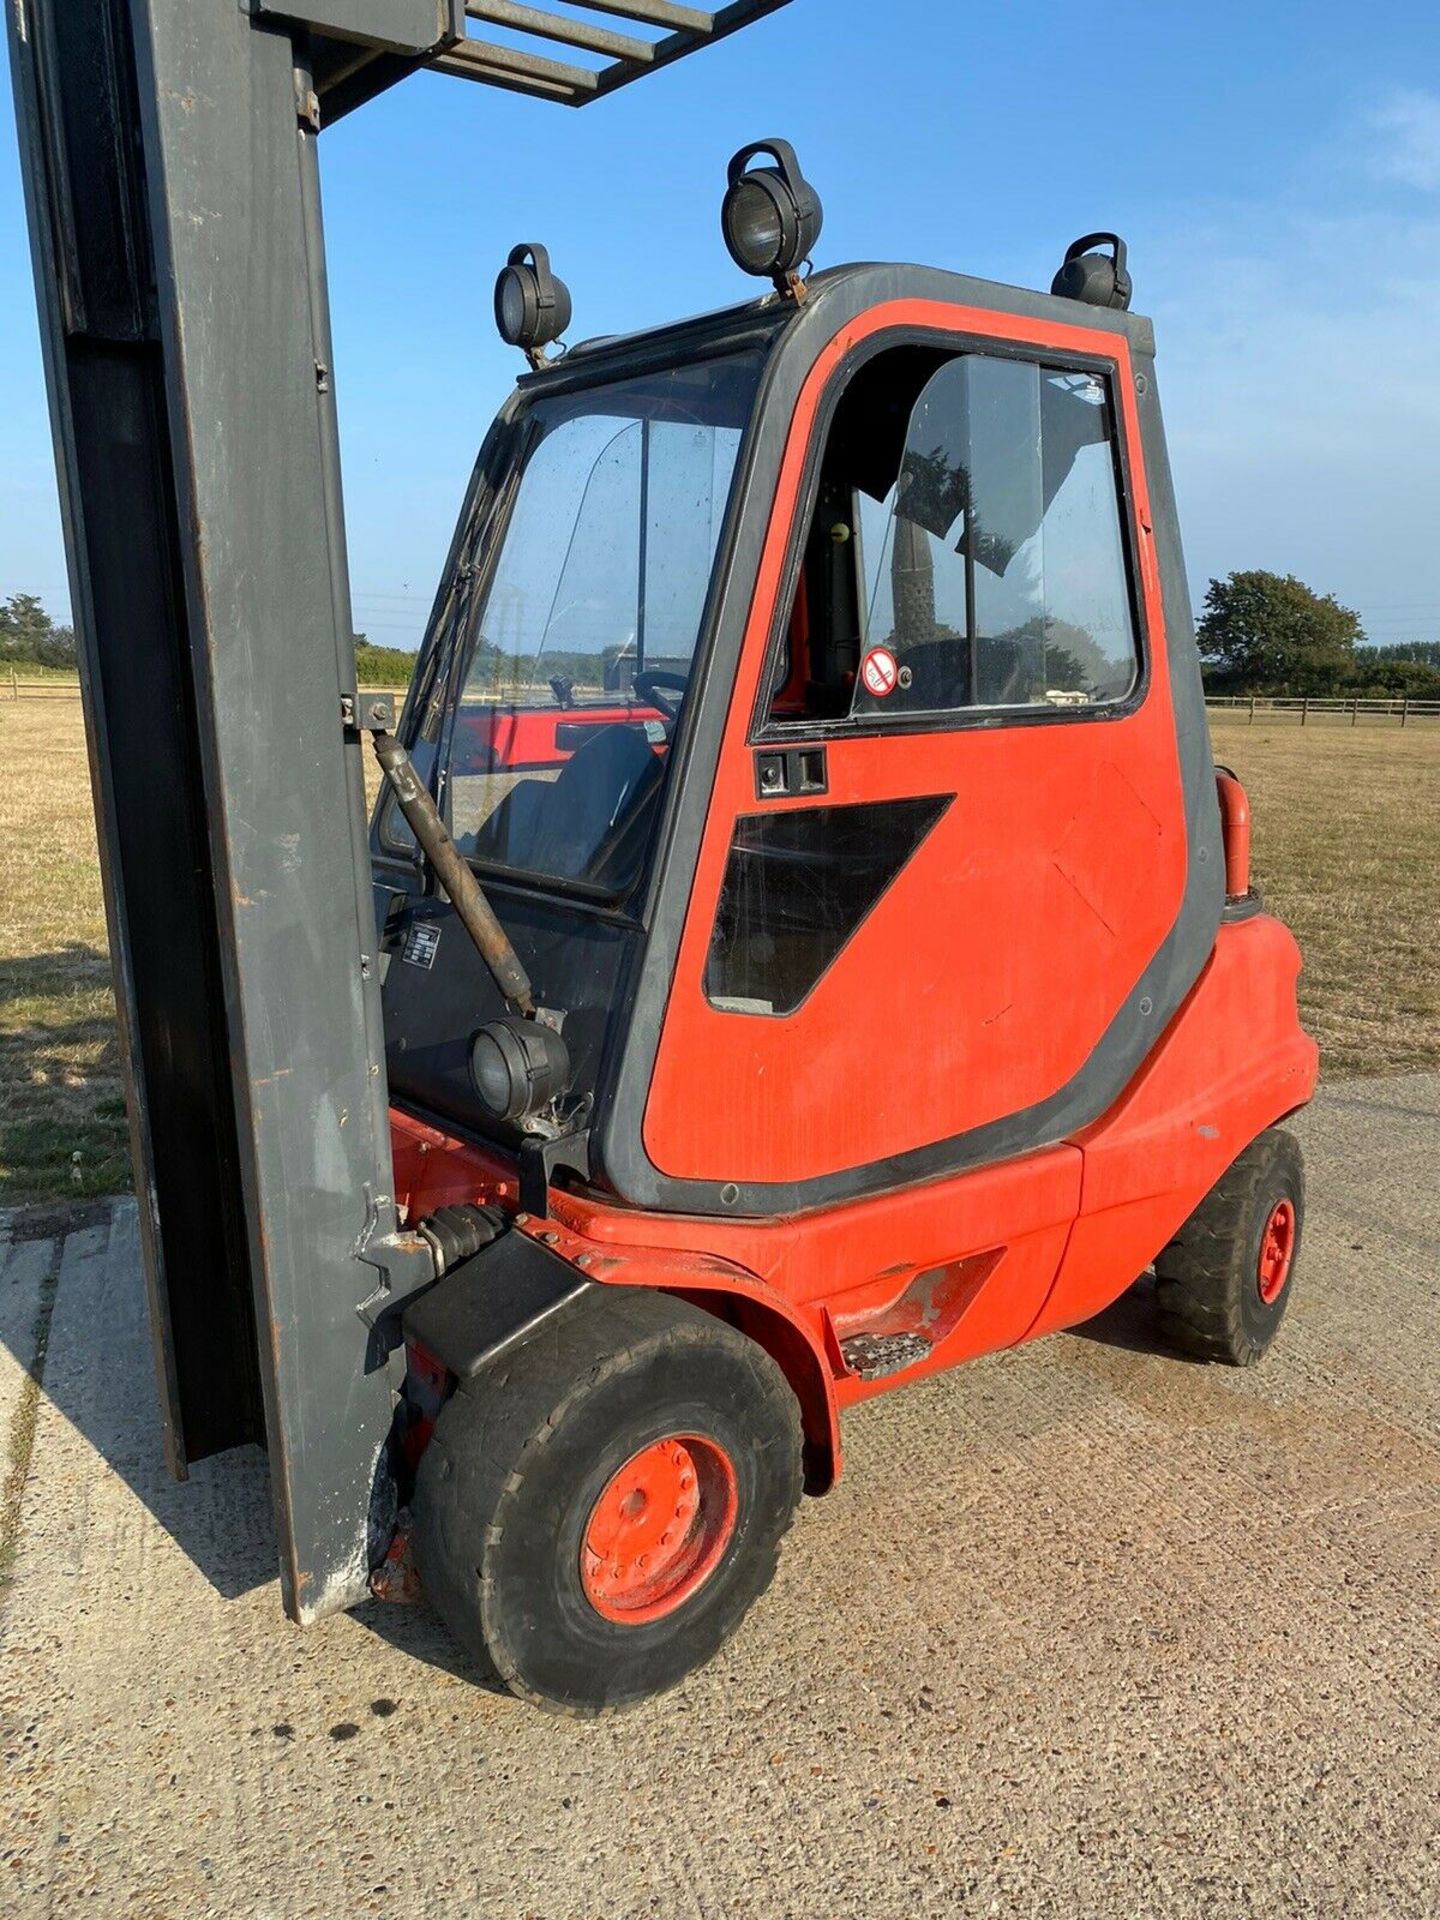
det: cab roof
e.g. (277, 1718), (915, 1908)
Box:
(516, 259), (1156, 399)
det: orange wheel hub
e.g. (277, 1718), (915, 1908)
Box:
(581, 1434), (739, 1625)
(1257, 1197), (1296, 1305)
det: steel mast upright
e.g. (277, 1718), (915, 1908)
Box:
(5, 0), (792, 1620)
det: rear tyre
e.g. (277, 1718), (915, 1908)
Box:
(1154, 1126), (1305, 1367)
(413, 1287), (803, 1716)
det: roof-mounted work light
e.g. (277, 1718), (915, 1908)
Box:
(494, 243), (572, 366)
(1051, 233), (1133, 311)
(722, 139), (823, 296)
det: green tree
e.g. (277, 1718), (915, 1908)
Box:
(353, 633), (419, 687)
(0, 592), (76, 669)
(1197, 571), (1364, 695)
(1350, 640), (1440, 695)
(1344, 655), (1440, 698)
(1368, 640), (1440, 667)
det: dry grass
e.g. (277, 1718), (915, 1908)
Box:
(0, 696), (1435, 1206)
(1209, 714), (1440, 1076)
(0, 698), (128, 1207)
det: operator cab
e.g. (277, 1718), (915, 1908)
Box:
(373, 158), (1220, 1222)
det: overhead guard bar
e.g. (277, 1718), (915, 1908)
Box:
(439, 0), (792, 106)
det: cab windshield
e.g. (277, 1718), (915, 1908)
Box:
(434, 348), (763, 896)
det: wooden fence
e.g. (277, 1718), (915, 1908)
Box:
(3, 671), (417, 703)
(1206, 694), (1440, 727)
(4, 672), (86, 699)
(9, 672), (1439, 729)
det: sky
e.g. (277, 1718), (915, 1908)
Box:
(3, 0), (1439, 654)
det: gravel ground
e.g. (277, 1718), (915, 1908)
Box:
(1, 1073), (1436, 1918)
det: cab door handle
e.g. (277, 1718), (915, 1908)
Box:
(754, 745), (828, 801)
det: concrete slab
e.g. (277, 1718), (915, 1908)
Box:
(0, 1227), (56, 1591)
(0, 1231), (53, 1457)
(1, 1075), (1437, 1918)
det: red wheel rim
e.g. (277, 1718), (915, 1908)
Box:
(1257, 1197), (1297, 1305)
(581, 1434), (739, 1625)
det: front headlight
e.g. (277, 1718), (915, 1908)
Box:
(468, 1016), (570, 1126)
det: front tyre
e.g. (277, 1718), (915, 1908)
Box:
(413, 1288), (803, 1715)
(1154, 1125), (1305, 1367)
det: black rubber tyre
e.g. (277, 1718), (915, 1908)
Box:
(1154, 1126), (1305, 1367)
(412, 1287), (803, 1716)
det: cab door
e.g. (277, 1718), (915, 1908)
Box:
(642, 302), (1201, 1209)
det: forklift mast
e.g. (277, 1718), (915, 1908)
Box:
(6, 0), (793, 1621)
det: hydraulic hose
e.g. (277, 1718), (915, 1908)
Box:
(372, 730), (535, 1018)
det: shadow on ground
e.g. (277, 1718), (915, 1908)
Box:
(1064, 1269), (1206, 1362)
(0, 1196), (496, 1691)
(0, 1200), (272, 1604)
(1, 1180), (1189, 1694)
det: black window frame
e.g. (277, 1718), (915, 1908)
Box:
(749, 325), (1153, 745)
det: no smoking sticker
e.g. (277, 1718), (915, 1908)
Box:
(860, 645), (899, 698)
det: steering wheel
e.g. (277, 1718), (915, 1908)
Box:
(633, 668), (688, 728)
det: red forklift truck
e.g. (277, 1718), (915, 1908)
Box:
(11, 4), (1316, 1717)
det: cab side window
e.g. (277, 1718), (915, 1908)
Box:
(766, 345), (1139, 727)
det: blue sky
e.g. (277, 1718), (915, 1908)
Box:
(3, 0), (1439, 652)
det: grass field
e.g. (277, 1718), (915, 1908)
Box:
(0, 698), (1436, 1206)
(1208, 715), (1440, 1078)
(0, 700), (129, 1205)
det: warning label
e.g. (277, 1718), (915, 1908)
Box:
(860, 646), (899, 698)
(402, 919), (442, 970)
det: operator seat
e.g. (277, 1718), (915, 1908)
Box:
(476, 723), (662, 884)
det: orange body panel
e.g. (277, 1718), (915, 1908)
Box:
(1215, 770), (1252, 897)
(1029, 911), (1316, 1338)
(452, 700), (664, 773)
(640, 299), (1185, 1186)
(391, 914), (1318, 1488)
